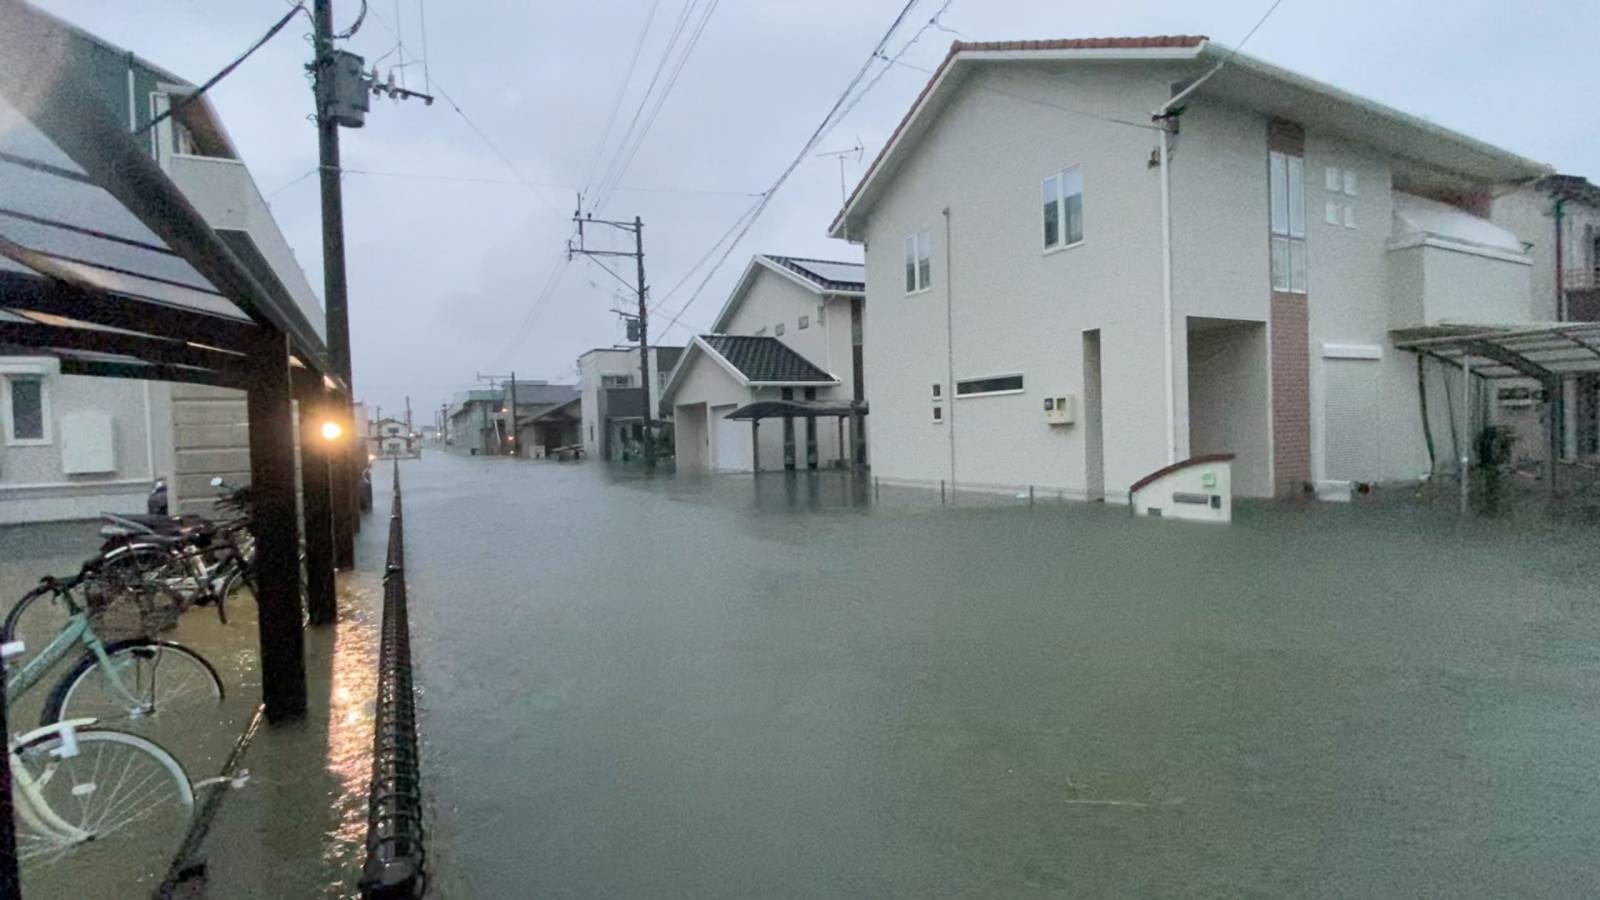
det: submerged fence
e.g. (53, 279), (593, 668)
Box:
(360, 463), (425, 898)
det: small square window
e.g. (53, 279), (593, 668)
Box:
(932, 405), (943, 422)
(1325, 200), (1340, 225)
(1343, 204), (1355, 229)
(6, 376), (47, 444)
(904, 230), (932, 293)
(931, 383), (942, 399)
(1342, 169), (1357, 196)
(798, 315), (809, 330)
(775, 323), (785, 336)
(1325, 166), (1340, 192)
(816, 304), (825, 325)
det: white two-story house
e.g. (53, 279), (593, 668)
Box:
(829, 36), (1558, 501)
(662, 254), (866, 473)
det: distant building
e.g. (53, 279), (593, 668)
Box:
(577, 345), (683, 462)
(494, 381), (578, 456)
(446, 390), (502, 456)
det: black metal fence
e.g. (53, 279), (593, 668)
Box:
(360, 463), (425, 898)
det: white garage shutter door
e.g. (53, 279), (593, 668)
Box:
(1323, 358), (1380, 482)
(711, 404), (743, 470)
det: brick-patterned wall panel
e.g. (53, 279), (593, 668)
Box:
(1270, 293), (1311, 496)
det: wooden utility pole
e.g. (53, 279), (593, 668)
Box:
(568, 211), (655, 470)
(508, 372), (518, 456)
(311, 0), (357, 566)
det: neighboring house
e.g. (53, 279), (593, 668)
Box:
(1490, 175), (1600, 461)
(446, 390), (501, 456)
(662, 255), (866, 473)
(0, 13), (321, 521)
(576, 345), (682, 461)
(828, 36), (1560, 501)
(371, 417), (417, 459)
(518, 396), (582, 458)
(493, 381), (579, 456)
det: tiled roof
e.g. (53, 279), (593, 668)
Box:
(504, 382), (579, 407)
(761, 255), (865, 292)
(701, 335), (835, 384)
(830, 36), (1208, 234)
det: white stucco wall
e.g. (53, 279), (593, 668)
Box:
(578, 346), (677, 459)
(0, 366), (158, 523)
(856, 64), (1184, 497)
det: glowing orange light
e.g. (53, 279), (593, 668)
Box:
(320, 420), (343, 441)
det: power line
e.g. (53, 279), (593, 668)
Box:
(589, 0), (702, 210)
(267, 164), (762, 199)
(582, 0), (664, 197)
(655, 0), (928, 336)
(135, 3), (309, 137)
(593, 0), (722, 212)
(364, 5), (566, 219)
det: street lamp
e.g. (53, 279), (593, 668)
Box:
(319, 420), (344, 441)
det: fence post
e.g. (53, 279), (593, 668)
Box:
(1029, 485), (1035, 507)
(940, 479), (946, 504)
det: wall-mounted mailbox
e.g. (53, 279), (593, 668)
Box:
(1044, 393), (1077, 426)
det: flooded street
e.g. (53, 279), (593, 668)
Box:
(405, 452), (1600, 898)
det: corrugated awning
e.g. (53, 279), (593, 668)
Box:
(725, 399), (868, 421)
(1392, 323), (1600, 382)
(0, 4), (335, 390)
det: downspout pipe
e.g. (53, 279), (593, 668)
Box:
(1152, 60), (1228, 466)
(1554, 196), (1566, 321)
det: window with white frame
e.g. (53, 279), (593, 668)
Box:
(4, 376), (48, 444)
(904, 230), (931, 293)
(1042, 166), (1084, 249)
(1269, 150), (1307, 292)
(955, 373), (1024, 397)
(601, 374), (632, 388)
(775, 322), (785, 336)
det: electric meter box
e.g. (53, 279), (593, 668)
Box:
(1044, 393), (1077, 426)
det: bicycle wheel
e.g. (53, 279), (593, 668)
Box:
(2, 584), (70, 673)
(43, 639), (225, 736)
(13, 727), (192, 880)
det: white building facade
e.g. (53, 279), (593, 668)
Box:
(663, 255), (865, 473)
(577, 345), (682, 461)
(830, 37), (1554, 501)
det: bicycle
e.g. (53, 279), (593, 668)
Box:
(3, 563), (225, 737)
(10, 716), (193, 873)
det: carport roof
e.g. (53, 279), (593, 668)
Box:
(1391, 323), (1600, 381)
(0, 4), (332, 388)
(725, 399), (868, 420)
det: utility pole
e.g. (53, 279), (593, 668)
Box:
(508, 372), (518, 457)
(310, 0), (357, 566)
(568, 209), (655, 470)
(404, 395), (412, 433)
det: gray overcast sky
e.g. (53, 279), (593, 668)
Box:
(38, 0), (1600, 420)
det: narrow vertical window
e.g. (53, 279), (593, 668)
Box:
(1269, 150), (1306, 293)
(905, 230), (931, 293)
(1042, 174), (1060, 247)
(917, 231), (932, 290)
(1042, 165), (1084, 249)
(7, 377), (45, 443)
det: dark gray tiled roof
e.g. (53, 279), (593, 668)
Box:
(701, 335), (834, 384)
(761, 255), (864, 292)
(503, 382), (579, 407)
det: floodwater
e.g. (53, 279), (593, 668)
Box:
(0, 507), (386, 898)
(400, 452), (1600, 898)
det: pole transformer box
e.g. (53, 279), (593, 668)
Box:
(322, 49), (370, 128)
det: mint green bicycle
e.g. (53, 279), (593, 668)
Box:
(4, 564), (225, 733)
(4, 563), (222, 880)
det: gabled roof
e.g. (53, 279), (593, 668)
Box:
(661, 333), (840, 407)
(701, 335), (836, 384)
(829, 36), (1551, 239)
(707, 253), (864, 334)
(528, 396), (580, 422)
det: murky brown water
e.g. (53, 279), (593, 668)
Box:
(403, 452), (1600, 898)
